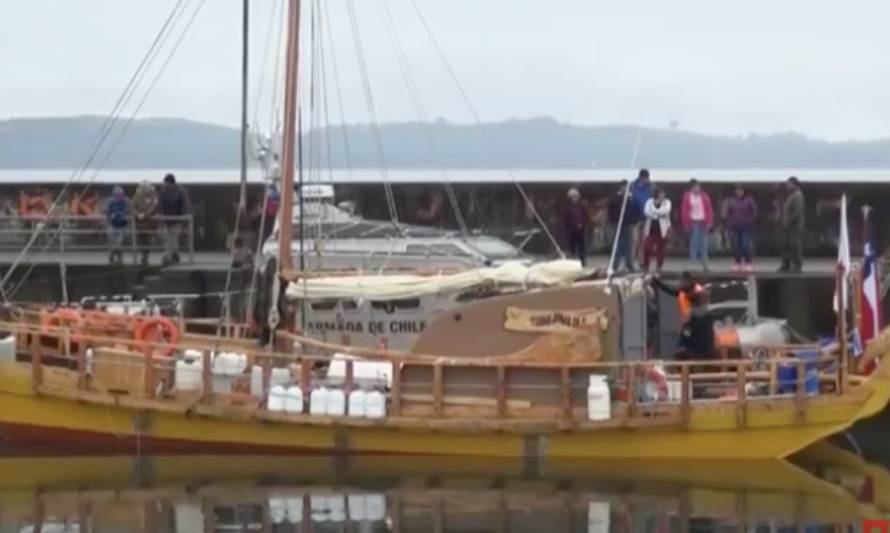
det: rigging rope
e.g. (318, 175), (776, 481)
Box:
(374, 0), (469, 237)
(606, 131), (642, 283)
(345, 0), (400, 228)
(407, 0), (563, 256)
(0, 0), (192, 299)
(321, 0), (355, 180)
(252, 0), (284, 124)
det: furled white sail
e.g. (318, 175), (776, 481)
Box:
(285, 260), (583, 301)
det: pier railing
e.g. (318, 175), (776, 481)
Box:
(3, 319), (852, 432)
(0, 214), (195, 263)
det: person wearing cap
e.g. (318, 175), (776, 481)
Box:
(680, 178), (714, 271)
(104, 186), (130, 265)
(158, 173), (191, 266)
(563, 187), (588, 266)
(723, 183), (758, 272)
(779, 176), (805, 272)
(132, 180), (159, 266)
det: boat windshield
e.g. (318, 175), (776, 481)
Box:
(464, 236), (521, 258)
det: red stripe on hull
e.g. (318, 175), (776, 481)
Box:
(0, 421), (327, 457)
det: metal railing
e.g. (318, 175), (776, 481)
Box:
(0, 214), (195, 263)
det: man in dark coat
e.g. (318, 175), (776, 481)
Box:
(158, 173), (191, 266)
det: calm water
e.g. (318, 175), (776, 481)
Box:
(3, 168), (890, 185)
(0, 443), (886, 532)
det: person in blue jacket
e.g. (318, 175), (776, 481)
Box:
(104, 186), (131, 265)
(630, 168), (652, 260)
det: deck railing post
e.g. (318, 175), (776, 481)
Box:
(736, 362), (747, 428)
(261, 356), (271, 407)
(768, 359), (778, 396)
(626, 364), (637, 419)
(795, 359), (806, 423)
(344, 359), (354, 415)
(560, 366), (572, 421)
(188, 215), (195, 263)
(391, 361), (402, 416)
(130, 217), (138, 265)
(202, 350), (212, 402)
(30, 333), (42, 393)
(300, 358), (312, 414)
(75, 334), (87, 391)
(433, 363), (444, 417)
(680, 364), (691, 428)
(496, 365), (507, 418)
(144, 348), (155, 399)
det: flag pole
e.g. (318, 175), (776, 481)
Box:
(836, 263), (848, 393)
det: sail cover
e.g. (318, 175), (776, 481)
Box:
(285, 260), (583, 301)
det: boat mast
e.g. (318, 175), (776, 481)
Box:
(277, 0), (302, 275)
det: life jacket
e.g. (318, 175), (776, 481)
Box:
(265, 190), (280, 217)
(677, 283), (705, 321)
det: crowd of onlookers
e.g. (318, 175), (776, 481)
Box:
(564, 169), (807, 273)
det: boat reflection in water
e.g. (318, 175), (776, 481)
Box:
(1, 443), (888, 532)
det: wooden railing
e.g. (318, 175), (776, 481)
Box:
(5, 322), (849, 429)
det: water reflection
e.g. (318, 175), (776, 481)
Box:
(0, 443), (886, 532)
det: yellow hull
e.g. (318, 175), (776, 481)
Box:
(1, 361), (888, 460)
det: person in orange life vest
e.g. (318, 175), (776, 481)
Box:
(651, 271), (705, 323)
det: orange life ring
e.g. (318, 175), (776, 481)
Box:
(133, 316), (180, 358)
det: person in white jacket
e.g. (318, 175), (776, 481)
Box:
(643, 188), (672, 273)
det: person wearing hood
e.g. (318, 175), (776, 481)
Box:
(158, 173), (191, 266)
(104, 186), (130, 265)
(132, 180), (159, 266)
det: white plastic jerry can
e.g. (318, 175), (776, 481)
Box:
(284, 386), (304, 413)
(267, 385), (288, 413)
(348, 389), (367, 418)
(309, 387), (330, 416)
(586, 375), (611, 421)
(366, 390), (387, 419)
(326, 388), (347, 417)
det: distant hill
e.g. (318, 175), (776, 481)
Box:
(3, 115), (890, 169)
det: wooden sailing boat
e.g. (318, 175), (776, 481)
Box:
(0, 1), (888, 461)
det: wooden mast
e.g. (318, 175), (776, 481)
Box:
(277, 0), (302, 275)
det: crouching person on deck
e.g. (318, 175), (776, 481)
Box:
(104, 186), (130, 266)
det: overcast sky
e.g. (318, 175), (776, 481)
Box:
(3, 0), (890, 141)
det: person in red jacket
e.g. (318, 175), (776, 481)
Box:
(680, 178), (714, 271)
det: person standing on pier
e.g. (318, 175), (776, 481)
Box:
(563, 188), (588, 266)
(158, 173), (191, 266)
(607, 180), (637, 272)
(104, 186), (130, 266)
(642, 187), (671, 273)
(681, 178), (714, 271)
(779, 176), (805, 272)
(724, 183), (758, 273)
(631, 169), (652, 260)
(132, 180), (158, 267)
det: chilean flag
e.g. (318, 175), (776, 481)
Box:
(861, 207), (883, 349)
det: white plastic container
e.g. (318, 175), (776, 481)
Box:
(327, 353), (393, 388)
(586, 375), (611, 421)
(284, 386), (304, 413)
(174, 503), (204, 533)
(588, 501), (610, 533)
(175, 359), (203, 392)
(326, 388), (346, 417)
(366, 390), (387, 419)
(310, 387), (330, 416)
(212, 352), (248, 376)
(365, 493), (386, 521)
(268, 497), (287, 524)
(327, 494), (346, 522)
(252, 366), (293, 397)
(268, 385), (288, 412)
(347, 494), (367, 521)
(348, 389), (367, 418)
(310, 494), (329, 522)
(666, 378), (682, 403)
(285, 497), (303, 523)
(183, 349), (203, 362)
(0, 334), (16, 362)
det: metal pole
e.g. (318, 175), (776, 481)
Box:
(606, 131), (642, 283)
